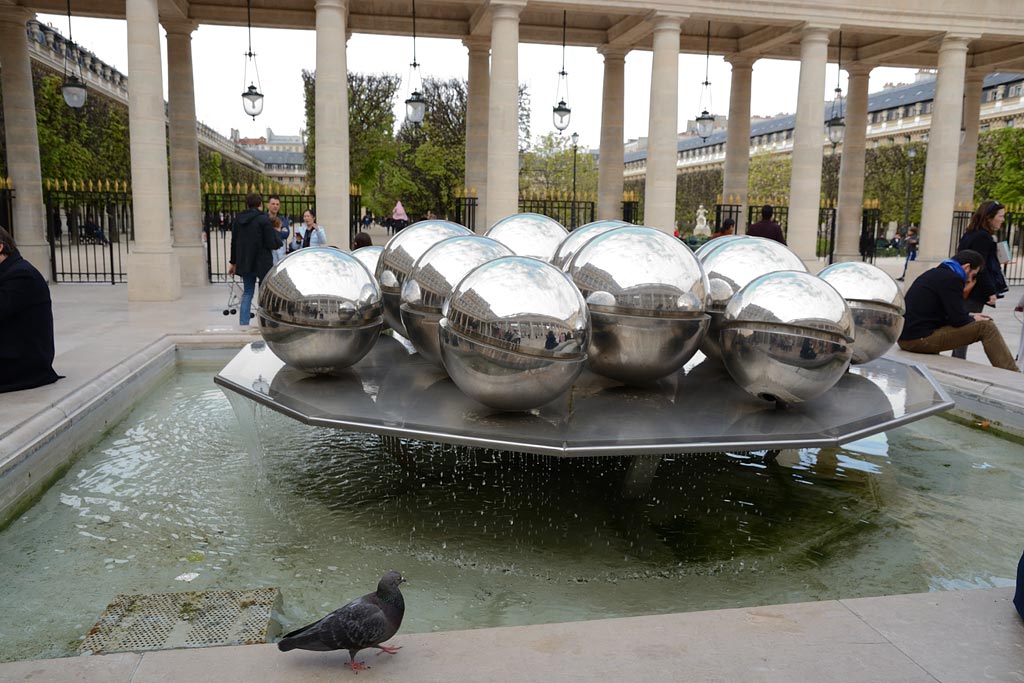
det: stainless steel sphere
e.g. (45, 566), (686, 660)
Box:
(258, 247), (383, 373)
(720, 270), (854, 404)
(375, 220), (472, 336)
(484, 212), (569, 262)
(351, 245), (383, 280)
(566, 226), (710, 383)
(817, 261), (906, 364)
(400, 235), (513, 367)
(439, 255), (589, 411)
(698, 236), (807, 361)
(693, 233), (747, 259)
(550, 219), (630, 269)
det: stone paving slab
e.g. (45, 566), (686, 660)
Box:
(1, 588), (1018, 682)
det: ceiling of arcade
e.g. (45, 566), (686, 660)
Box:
(4, 0), (1024, 73)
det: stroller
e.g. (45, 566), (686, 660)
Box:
(221, 277), (253, 319)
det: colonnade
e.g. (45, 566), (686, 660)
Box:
(0, 1), (996, 298)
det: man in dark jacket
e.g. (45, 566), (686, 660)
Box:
(897, 249), (1017, 371)
(229, 193), (282, 326)
(0, 227), (62, 392)
(747, 205), (786, 244)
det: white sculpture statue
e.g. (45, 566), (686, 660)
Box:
(693, 204), (710, 237)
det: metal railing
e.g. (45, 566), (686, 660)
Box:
(817, 207), (837, 263)
(517, 197), (595, 230)
(0, 187), (13, 237)
(746, 205), (789, 238)
(714, 203), (742, 231)
(453, 195), (478, 231)
(44, 181), (133, 284)
(621, 199), (641, 225)
(860, 208), (883, 263)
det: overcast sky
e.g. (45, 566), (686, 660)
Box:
(39, 14), (920, 150)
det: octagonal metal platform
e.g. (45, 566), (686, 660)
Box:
(214, 334), (954, 458)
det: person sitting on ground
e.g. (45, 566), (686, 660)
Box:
(352, 232), (373, 250)
(83, 215), (109, 245)
(897, 249), (1018, 371)
(710, 218), (735, 240)
(746, 205), (786, 244)
(0, 227), (62, 392)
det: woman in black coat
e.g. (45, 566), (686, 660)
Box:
(953, 200), (1008, 358)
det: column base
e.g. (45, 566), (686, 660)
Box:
(16, 243), (53, 283)
(127, 250), (181, 301)
(832, 250), (864, 264)
(174, 243), (207, 287)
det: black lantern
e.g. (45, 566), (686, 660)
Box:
(825, 32), (845, 147)
(241, 0), (263, 119)
(695, 21), (714, 140)
(405, 0), (426, 124)
(552, 11), (571, 132)
(61, 0), (87, 109)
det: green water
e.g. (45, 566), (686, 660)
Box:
(1, 365), (1022, 662)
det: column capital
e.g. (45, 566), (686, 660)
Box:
(938, 34), (976, 50)
(0, 7), (33, 26)
(844, 62), (873, 78)
(463, 36), (490, 54)
(724, 53), (755, 69)
(597, 45), (629, 61)
(800, 25), (834, 43)
(162, 19), (198, 36)
(488, 0), (527, 20)
(649, 12), (685, 33)
(314, 0), (348, 10)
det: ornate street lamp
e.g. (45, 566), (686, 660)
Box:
(695, 21), (714, 140)
(552, 11), (571, 132)
(241, 0), (263, 119)
(61, 0), (87, 109)
(826, 32), (846, 147)
(404, 0), (426, 124)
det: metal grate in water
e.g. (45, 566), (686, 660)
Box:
(79, 588), (281, 655)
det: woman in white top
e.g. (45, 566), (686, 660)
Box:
(291, 208), (328, 250)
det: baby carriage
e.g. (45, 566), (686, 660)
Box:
(222, 277), (243, 317)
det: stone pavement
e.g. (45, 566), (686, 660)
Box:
(1, 254), (1024, 681)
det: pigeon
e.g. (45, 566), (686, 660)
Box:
(278, 570), (406, 671)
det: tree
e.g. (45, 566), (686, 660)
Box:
(519, 132), (597, 199)
(863, 143), (925, 224)
(982, 127), (1024, 206)
(747, 152), (791, 203)
(676, 169), (722, 230)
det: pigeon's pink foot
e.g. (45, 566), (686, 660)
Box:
(375, 645), (402, 656)
(349, 660), (368, 671)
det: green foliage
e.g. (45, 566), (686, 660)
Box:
(520, 132), (596, 198)
(863, 143), (925, 224)
(821, 152), (840, 204)
(979, 127), (1024, 205)
(747, 152), (791, 202)
(676, 169), (722, 230)
(34, 73), (94, 179)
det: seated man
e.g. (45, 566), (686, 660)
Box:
(898, 249), (1018, 371)
(0, 227), (62, 392)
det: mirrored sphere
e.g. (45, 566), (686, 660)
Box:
(259, 248), (383, 373)
(551, 219), (630, 269)
(400, 235), (513, 366)
(375, 220), (472, 336)
(567, 226), (710, 383)
(818, 261), (906, 364)
(351, 245), (383, 280)
(485, 212), (569, 262)
(439, 256), (589, 411)
(693, 233), (747, 259)
(720, 270), (854, 404)
(698, 236), (807, 361)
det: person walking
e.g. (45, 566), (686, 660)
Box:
(897, 227), (919, 280)
(952, 200), (1008, 359)
(392, 200), (409, 234)
(228, 193), (282, 327)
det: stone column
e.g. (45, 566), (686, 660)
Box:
(915, 35), (971, 276)
(464, 37), (489, 231)
(787, 27), (831, 264)
(597, 47), (627, 221)
(834, 64), (872, 262)
(954, 70), (985, 209)
(126, 0), (180, 300)
(643, 14), (683, 234)
(315, 0), (350, 249)
(164, 21), (205, 286)
(723, 55), (754, 233)
(0, 10), (49, 275)
(485, 1), (526, 229)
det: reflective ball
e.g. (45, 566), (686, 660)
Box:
(439, 256), (589, 411)
(258, 248), (383, 373)
(400, 235), (513, 367)
(376, 220), (472, 336)
(720, 270), (854, 404)
(817, 261), (905, 364)
(485, 212), (569, 262)
(551, 219), (630, 269)
(567, 226), (710, 383)
(351, 245), (383, 281)
(698, 236), (807, 361)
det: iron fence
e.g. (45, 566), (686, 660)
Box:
(747, 205), (789, 238)
(817, 207), (837, 263)
(715, 203), (742, 231)
(860, 208), (883, 263)
(622, 199), (641, 225)
(453, 196), (478, 231)
(517, 197), (595, 230)
(44, 185), (133, 284)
